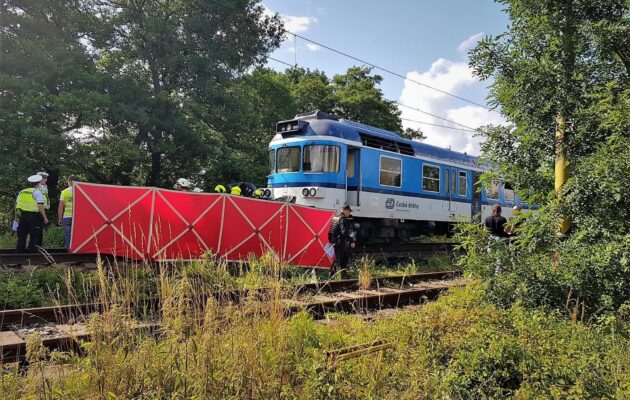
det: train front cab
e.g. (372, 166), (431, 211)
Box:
(268, 138), (350, 211)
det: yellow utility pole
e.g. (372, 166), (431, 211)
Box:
(555, 114), (570, 234)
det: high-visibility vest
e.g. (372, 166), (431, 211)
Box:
(230, 186), (241, 195)
(214, 184), (226, 193)
(60, 187), (74, 218)
(16, 188), (38, 212)
(40, 185), (50, 209)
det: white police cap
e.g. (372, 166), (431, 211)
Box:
(28, 175), (43, 183)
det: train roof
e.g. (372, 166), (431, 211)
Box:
(273, 112), (480, 168)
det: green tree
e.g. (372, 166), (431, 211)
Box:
(462, 0), (630, 317)
(331, 66), (402, 132)
(469, 0), (629, 203)
(0, 0), (106, 214)
(93, 0), (284, 187)
(400, 127), (426, 141)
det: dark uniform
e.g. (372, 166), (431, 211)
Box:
(328, 210), (356, 276)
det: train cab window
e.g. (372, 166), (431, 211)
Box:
(422, 165), (440, 193)
(380, 156), (402, 187)
(504, 182), (515, 202)
(458, 171), (468, 196)
(276, 146), (301, 173)
(303, 145), (340, 173)
(268, 149), (276, 175)
(486, 182), (499, 200)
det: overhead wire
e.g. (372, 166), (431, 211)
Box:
(288, 31), (496, 113)
(265, 56), (481, 134)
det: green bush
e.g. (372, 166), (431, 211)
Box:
(455, 204), (630, 321)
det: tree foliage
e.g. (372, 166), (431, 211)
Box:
(0, 0), (408, 223)
(462, 0), (629, 318)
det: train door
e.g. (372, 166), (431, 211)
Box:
(450, 167), (457, 211)
(346, 148), (360, 206)
(471, 171), (482, 222)
(443, 167), (457, 212)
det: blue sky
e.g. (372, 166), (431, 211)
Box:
(263, 0), (510, 155)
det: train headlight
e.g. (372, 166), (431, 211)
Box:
(302, 188), (310, 197)
(309, 187), (317, 197)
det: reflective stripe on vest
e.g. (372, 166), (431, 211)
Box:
(61, 187), (74, 218)
(16, 188), (38, 212)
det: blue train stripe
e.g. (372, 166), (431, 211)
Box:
(271, 182), (528, 209)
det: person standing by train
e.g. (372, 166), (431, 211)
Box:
(484, 204), (509, 240)
(35, 171), (50, 246)
(328, 205), (356, 277)
(15, 175), (48, 253)
(58, 176), (78, 249)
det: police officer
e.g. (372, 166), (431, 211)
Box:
(35, 171), (50, 246)
(37, 171), (50, 211)
(214, 184), (227, 193)
(58, 176), (78, 249)
(230, 185), (241, 196)
(327, 205), (356, 277)
(15, 175), (48, 253)
(253, 189), (263, 199)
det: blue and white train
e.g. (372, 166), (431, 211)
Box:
(266, 111), (525, 242)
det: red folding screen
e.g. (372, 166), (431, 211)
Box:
(69, 183), (334, 268)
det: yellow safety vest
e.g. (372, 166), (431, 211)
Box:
(60, 187), (74, 218)
(16, 188), (38, 212)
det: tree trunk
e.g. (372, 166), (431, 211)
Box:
(148, 151), (162, 186)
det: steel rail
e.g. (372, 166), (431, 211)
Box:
(0, 271), (461, 363)
(0, 243), (458, 267)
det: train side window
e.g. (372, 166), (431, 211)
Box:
(347, 151), (355, 178)
(268, 149), (276, 175)
(422, 164), (440, 193)
(486, 182), (499, 200)
(444, 169), (449, 194)
(504, 182), (515, 202)
(380, 156), (402, 187)
(303, 145), (340, 173)
(277, 146), (301, 173)
(458, 171), (467, 196)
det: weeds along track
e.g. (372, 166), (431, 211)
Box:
(0, 242), (459, 268)
(0, 271), (463, 364)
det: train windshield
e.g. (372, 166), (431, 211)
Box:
(268, 149), (276, 174)
(303, 145), (340, 173)
(276, 146), (301, 173)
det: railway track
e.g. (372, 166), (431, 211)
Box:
(0, 270), (463, 363)
(0, 242), (458, 267)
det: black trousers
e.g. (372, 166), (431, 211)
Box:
(332, 243), (352, 275)
(16, 212), (43, 253)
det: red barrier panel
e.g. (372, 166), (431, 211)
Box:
(70, 183), (334, 267)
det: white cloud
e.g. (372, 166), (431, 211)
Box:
(283, 15), (318, 34)
(262, 4), (317, 36)
(306, 43), (321, 52)
(398, 56), (505, 156)
(457, 32), (484, 54)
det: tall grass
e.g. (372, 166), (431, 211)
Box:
(0, 255), (628, 399)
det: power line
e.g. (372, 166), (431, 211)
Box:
(266, 56), (481, 134)
(394, 102), (478, 131)
(399, 118), (478, 133)
(289, 31), (496, 112)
